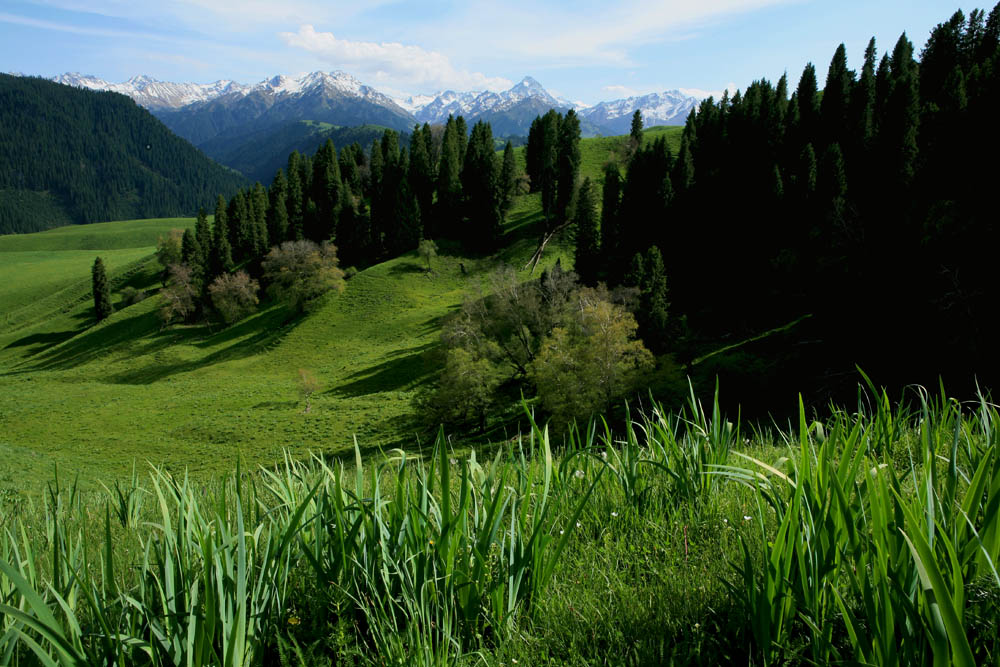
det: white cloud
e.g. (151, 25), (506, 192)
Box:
(279, 25), (512, 93)
(603, 84), (639, 96)
(678, 83), (738, 99)
(0, 11), (166, 40)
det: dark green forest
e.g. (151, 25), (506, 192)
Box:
(0, 74), (246, 234)
(583, 7), (1000, 407)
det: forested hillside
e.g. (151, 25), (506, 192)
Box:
(0, 75), (246, 234)
(587, 7), (1000, 402)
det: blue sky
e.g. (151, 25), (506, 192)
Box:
(1, 0), (967, 103)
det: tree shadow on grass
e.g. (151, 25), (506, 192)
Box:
(387, 261), (428, 276)
(328, 342), (438, 398)
(3, 330), (77, 352)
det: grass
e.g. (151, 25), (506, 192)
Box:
(0, 200), (573, 493)
(1, 386), (998, 665)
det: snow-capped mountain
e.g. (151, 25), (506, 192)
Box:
(578, 90), (699, 133)
(410, 76), (565, 124)
(51, 73), (248, 110)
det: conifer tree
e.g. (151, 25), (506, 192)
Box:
(409, 124), (435, 236)
(210, 195), (234, 278)
(556, 109), (582, 225)
(600, 163), (623, 271)
(886, 33), (919, 188)
(436, 116), (463, 238)
(268, 169), (289, 245)
(310, 139), (342, 242)
(286, 152), (305, 241)
(640, 246), (670, 351)
(796, 62), (821, 141)
(539, 110), (561, 223)
(91, 256), (112, 322)
(500, 140), (518, 215)
(630, 109), (644, 146)
(573, 177), (600, 284)
(194, 207), (211, 269)
(461, 120), (503, 251)
(821, 44), (853, 147)
(525, 116), (543, 191)
(455, 116), (468, 164)
(249, 182), (269, 259)
(181, 228), (202, 274)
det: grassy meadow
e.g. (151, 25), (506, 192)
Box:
(2, 387), (998, 665)
(0, 197), (574, 493)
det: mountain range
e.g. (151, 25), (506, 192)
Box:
(48, 70), (701, 180)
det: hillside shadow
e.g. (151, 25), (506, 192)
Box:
(388, 262), (427, 276)
(329, 342), (437, 398)
(109, 309), (301, 385)
(3, 330), (77, 353)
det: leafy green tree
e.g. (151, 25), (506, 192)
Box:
(208, 270), (259, 325)
(262, 240), (346, 312)
(155, 228), (184, 286)
(530, 287), (653, 426)
(418, 238), (438, 271)
(158, 263), (200, 326)
(91, 256), (112, 322)
(419, 347), (501, 433)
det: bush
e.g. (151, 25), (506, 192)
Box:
(208, 271), (260, 325)
(158, 263), (199, 326)
(262, 240), (346, 312)
(120, 286), (147, 307)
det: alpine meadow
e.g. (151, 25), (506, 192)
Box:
(2, 3), (1000, 665)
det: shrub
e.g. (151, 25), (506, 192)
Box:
(262, 240), (345, 312)
(208, 271), (260, 325)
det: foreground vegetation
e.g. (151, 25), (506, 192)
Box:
(2, 384), (999, 665)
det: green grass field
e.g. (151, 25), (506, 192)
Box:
(0, 199), (573, 491)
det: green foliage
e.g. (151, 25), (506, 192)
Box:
(417, 238), (438, 270)
(529, 288), (653, 426)
(208, 270), (260, 325)
(262, 240), (346, 312)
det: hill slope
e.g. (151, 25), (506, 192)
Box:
(0, 74), (246, 234)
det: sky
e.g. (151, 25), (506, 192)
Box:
(0, 0), (969, 104)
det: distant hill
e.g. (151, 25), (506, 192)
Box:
(0, 74), (246, 235)
(198, 121), (401, 185)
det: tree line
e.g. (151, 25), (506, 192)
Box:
(576, 3), (1000, 399)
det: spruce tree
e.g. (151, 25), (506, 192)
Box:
(641, 246), (670, 351)
(194, 207), (211, 269)
(500, 140), (518, 215)
(600, 163), (623, 271)
(268, 169), (290, 245)
(436, 116), (463, 238)
(556, 109), (582, 225)
(796, 62), (820, 141)
(181, 228), (202, 272)
(573, 177), (600, 284)
(630, 109), (644, 146)
(249, 182), (269, 259)
(210, 195), (234, 278)
(820, 44), (853, 148)
(539, 110), (561, 223)
(409, 124), (435, 237)
(461, 121), (503, 251)
(91, 256), (112, 322)
(310, 139), (342, 243)
(286, 152), (305, 241)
